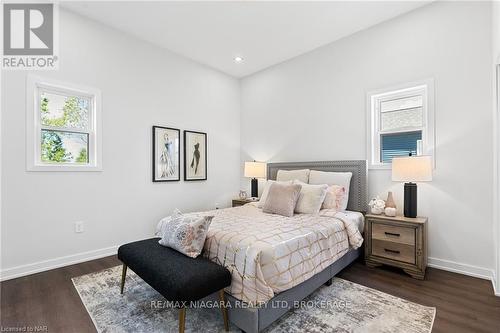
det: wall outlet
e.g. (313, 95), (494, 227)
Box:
(75, 221), (84, 233)
(215, 202), (219, 210)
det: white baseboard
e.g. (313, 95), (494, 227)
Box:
(0, 245), (118, 282)
(492, 273), (500, 296)
(428, 257), (499, 296)
(428, 257), (494, 280)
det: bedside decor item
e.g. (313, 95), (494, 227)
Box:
(244, 161), (266, 198)
(385, 191), (396, 208)
(152, 126), (180, 182)
(365, 214), (428, 279)
(368, 197), (385, 215)
(184, 130), (207, 181)
(385, 207), (397, 217)
(392, 155), (432, 218)
(239, 190), (248, 199)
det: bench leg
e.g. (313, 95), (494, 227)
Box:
(120, 264), (127, 294)
(219, 290), (229, 331)
(179, 308), (186, 333)
(325, 278), (333, 286)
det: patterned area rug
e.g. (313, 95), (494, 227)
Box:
(72, 266), (435, 333)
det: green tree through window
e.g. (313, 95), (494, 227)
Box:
(41, 131), (72, 162)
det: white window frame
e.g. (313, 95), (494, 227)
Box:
(26, 75), (102, 171)
(367, 79), (435, 169)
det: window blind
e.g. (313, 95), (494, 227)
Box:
(380, 131), (422, 163)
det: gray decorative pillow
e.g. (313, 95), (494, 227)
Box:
(262, 183), (302, 217)
(158, 209), (213, 258)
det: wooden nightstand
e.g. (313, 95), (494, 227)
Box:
(232, 198), (257, 207)
(365, 214), (428, 280)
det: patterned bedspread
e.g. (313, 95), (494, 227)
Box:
(191, 203), (363, 305)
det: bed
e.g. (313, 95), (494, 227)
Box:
(200, 160), (368, 333)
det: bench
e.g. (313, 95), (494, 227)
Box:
(118, 238), (232, 333)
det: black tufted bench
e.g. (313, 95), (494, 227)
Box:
(118, 238), (231, 333)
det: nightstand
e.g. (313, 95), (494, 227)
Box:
(365, 214), (427, 280)
(232, 198), (257, 207)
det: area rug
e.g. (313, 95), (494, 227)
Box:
(72, 266), (435, 333)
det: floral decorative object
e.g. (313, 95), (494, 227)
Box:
(368, 197), (386, 215)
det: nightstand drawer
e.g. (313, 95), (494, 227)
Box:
(372, 222), (415, 246)
(372, 239), (415, 264)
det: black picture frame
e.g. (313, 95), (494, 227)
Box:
(152, 126), (180, 182)
(183, 130), (207, 181)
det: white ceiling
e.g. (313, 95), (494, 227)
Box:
(62, 1), (430, 78)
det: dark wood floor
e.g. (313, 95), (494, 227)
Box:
(1, 256), (499, 333)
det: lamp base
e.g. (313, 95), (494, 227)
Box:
(404, 182), (417, 218)
(251, 178), (258, 198)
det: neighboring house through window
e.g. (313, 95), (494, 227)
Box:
(367, 80), (435, 169)
(27, 76), (102, 171)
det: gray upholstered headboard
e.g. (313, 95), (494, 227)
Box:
(267, 160), (368, 213)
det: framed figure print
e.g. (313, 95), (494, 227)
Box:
(184, 130), (207, 181)
(152, 126), (180, 182)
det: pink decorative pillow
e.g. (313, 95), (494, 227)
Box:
(322, 185), (347, 211)
(262, 183), (302, 217)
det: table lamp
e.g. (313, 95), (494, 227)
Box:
(244, 161), (266, 198)
(392, 155), (432, 218)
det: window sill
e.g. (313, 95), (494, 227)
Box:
(27, 164), (103, 172)
(368, 163), (392, 170)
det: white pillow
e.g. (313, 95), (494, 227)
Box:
(293, 181), (328, 214)
(308, 170), (352, 210)
(258, 180), (293, 208)
(276, 169), (310, 183)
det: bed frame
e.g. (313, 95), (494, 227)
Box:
(206, 160), (368, 333)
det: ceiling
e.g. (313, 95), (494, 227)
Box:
(62, 1), (430, 78)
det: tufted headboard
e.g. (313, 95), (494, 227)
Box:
(267, 160), (368, 213)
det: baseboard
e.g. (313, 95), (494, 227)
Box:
(428, 257), (495, 280)
(492, 273), (500, 297)
(0, 245), (118, 282)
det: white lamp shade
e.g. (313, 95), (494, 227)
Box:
(392, 156), (432, 182)
(244, 161), (266, 178)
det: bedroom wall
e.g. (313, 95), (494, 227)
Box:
(492, 1), (500, 295)
(0, 9), (241, 279)
(241, 2), (495, 280)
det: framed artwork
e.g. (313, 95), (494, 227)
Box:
(184, 130), (207, 181)
(152, 126), (180, 182)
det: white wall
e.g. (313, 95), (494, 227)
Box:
(492, 1), (500, 295)
(0, 9), (241, 278)
(241, 2), (495, 279)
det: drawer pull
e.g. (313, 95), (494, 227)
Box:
(384, 232), (400, 237)
(384, 248), (400, 254)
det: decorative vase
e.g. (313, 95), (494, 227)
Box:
(386, 191), (396, 209)
(239, 190), (248, 200)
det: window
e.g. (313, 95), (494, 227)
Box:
(27, 76), (102, 171)
(367, 80), (434, 169)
